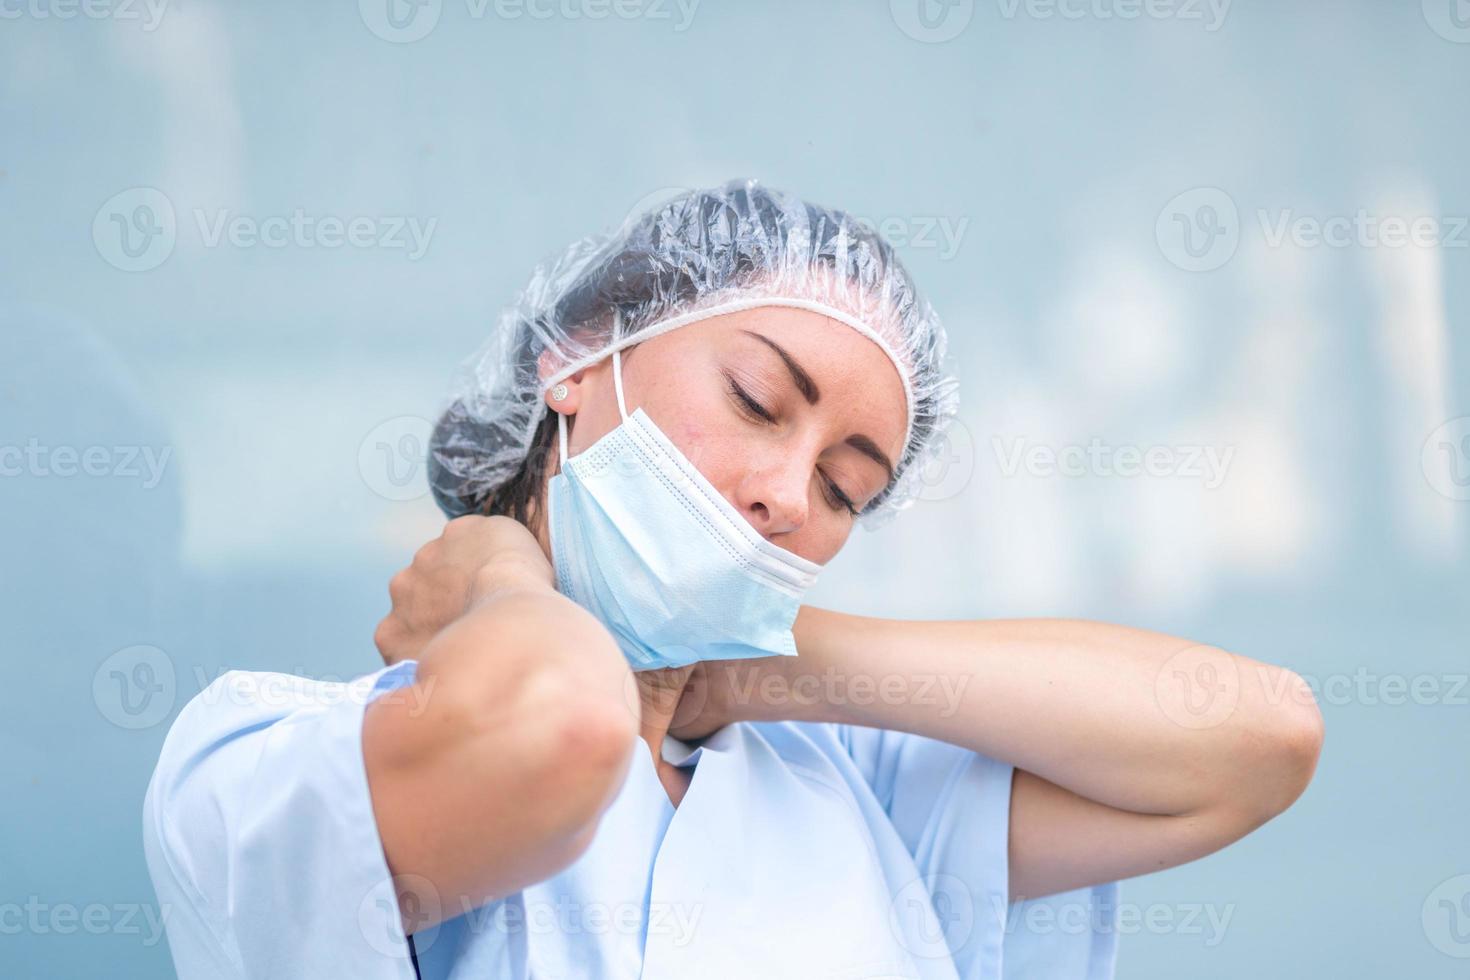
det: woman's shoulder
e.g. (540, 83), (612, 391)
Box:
(156, 661), (415, 768)
(142, 661), (419, 979)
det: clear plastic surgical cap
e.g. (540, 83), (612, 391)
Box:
(428, 178), (959, 526)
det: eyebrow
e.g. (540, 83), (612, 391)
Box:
(846, 434), (895, 485)
(742, 330), (819, 404)
(741, 329), (896, 485)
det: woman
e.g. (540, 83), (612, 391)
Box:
(143, 180), (1323, 979)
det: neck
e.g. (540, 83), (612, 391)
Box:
(635, 667), (696, 807)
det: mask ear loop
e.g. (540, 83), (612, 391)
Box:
(556, 403), (569, 468)
(611, 307), (630, 421)
(612, 347), (629, 421)
(557, 308), (630, 468)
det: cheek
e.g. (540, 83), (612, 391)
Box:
(636, 360), (856, 565)
(800, 521), (853, 566)
(666, 407), (856, 563)
(635, 364), (742, 484)
(668, 410), (746, 492)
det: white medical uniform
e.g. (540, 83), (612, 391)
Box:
(143, 662), (1121, 979)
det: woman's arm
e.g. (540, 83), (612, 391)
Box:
(363, 517), (639, 930)
(687, 608), (1324, 900)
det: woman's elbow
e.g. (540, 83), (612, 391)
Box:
(1271, 673), (1325, 810)
(551, 686), (641, 799)
(1236, 669), (1325, 826)
(514, 649), (641, 833)
(542, 698), (640, 854)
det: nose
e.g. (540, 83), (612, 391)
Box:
(736, 460), (809, 539)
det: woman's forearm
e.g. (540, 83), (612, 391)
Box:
(780, 607), (1323, 822)
(364, 566), (638, 930)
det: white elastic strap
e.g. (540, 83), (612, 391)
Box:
(557, 312), (630, 466)
(557, 408), (569, 466)
(541, 296), (916, 463)
(611, 307), (630, 420)
(612, 347), (629, 420)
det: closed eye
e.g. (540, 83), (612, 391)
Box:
(820, 471), (858, 516)
(727, 371), (859, 517)
(725, 375), (776, 423)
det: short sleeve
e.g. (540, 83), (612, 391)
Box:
(141, 662), (422, 980)
(836, 724), (1121, 980)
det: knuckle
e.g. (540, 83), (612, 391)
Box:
(444, 514), (482, 538)
(388, 569), (410, 600)
(373, 616), (398, 649)
(411, 539), (439, 568)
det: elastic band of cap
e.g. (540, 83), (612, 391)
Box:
(541, 297), (915, 462)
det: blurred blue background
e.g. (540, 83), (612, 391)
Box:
(2, 1), (1467, 977)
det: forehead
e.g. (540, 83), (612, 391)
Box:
(691, 305), (910, 458)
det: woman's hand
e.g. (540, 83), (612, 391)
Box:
(680, 604), (1323, 901)
(375, 515), (555, 665)
(774, 605), (1324, 902)
(632, 666), (700, 805)
(666, 657), (789, 741)
(363, 515), (637, 933)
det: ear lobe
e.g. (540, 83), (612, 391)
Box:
(537, 349), (589, 414)
(543, 378), (582, 414)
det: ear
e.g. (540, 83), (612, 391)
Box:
(537, 349), (589, 415)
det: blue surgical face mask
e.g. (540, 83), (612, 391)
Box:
(546, 347), (821, 672)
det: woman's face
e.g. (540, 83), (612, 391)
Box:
(537, 306), (909, 565)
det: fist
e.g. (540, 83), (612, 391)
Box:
(666, 657), (789, 741)
(374, 515), (554, 665)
